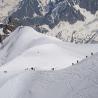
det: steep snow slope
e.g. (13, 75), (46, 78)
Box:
(0, 26), (63, 66)
(0, 53), (98, 98)
(0, 26), (98, 71)
(0, 26), (98, 98)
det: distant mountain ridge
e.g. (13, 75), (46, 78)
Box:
(7, 0), (98, 28)
(0, 0), (98, 44)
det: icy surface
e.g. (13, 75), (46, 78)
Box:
(0, 53), (98, 98)
(0, 26), (98, 98)
(0, 26), (98, 70)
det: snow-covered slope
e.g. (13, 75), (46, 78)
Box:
(0, 26), (98, 98)
(0, 26), (98, 70)
(0, 52), (98, 98)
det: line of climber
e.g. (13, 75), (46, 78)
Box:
(24, 52), (94, 71)
(72, 52), (94, 65)
(24, 67), (55, 71)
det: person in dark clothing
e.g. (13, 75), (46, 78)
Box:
(77, 60), (79, 63)
(31, 67), (35, 71)
(91, 52), (94, 56)
(72, 63), (74, 65)
(51, 68), (55, 71)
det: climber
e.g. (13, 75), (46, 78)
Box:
(77, 60), (79, 63)
(72, 63), (74, 65)
(91, 52), (94, 56)
(51, 68), (55, 71)
(31, 67), (35, 71)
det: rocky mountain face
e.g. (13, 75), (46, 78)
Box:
(7, 0), (98, 27)
(0, 0), (98, 43)
(0, 0), (20, 22)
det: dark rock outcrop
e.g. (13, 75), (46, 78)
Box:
(7, 0), (98, 28)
